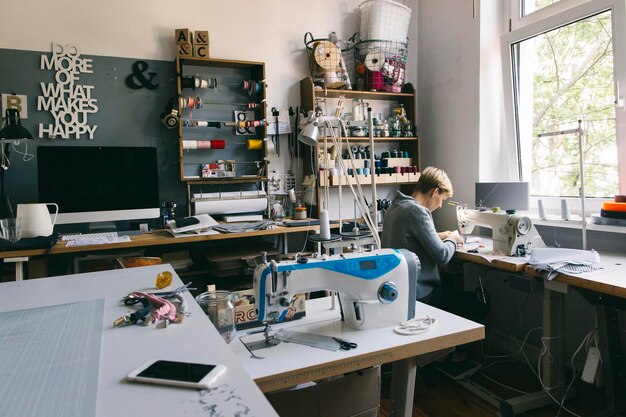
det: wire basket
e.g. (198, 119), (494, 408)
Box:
(358, 0), (412, 44)
(304, 32), (356, 90)
(354, 38), (408, 92)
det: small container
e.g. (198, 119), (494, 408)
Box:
(294, 206), (307, 220)
(195, 291), (236, 343)
(352, 99), (364, 121)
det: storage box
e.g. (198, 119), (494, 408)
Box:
(233, 288), (306, 330)
(266, 366), (380, 417)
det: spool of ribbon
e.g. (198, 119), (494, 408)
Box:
(182, 140), (197, 150)
(247, 139), (263, 150)
(367, 71), (384, 91)
(182, 140), (225, 150)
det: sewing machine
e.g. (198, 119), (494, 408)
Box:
(457, 206), (545, 256)
(253, 248), (418, 330)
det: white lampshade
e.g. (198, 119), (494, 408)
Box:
(298, 119), (319, 146)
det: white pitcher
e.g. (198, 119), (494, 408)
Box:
(16, 203), (59, 238)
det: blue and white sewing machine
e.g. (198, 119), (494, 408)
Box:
(253, 248), (419, 330)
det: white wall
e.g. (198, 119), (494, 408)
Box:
(0, 0), (417, 116)
(417, 0), (480, 229)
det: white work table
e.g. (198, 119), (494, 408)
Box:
(0, 265), (278, 417)
(231, 296), (485, 416)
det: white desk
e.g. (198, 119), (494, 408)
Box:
(231, 296), (485, 417)
(0, 265), (278, 417)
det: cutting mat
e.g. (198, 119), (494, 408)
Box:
(0, 299), (105, 417)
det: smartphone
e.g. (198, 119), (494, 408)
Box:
(126, 359), (226, 389)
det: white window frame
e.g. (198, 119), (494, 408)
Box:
(502, 0), (626, 218)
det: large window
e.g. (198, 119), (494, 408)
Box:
(522, 0), (562, 16)
(503, 0), (626, 206)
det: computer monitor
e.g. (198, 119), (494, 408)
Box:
(475, 182), (530, 211)
(37, 146), (160, 228)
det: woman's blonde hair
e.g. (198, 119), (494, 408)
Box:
(413, 166), (453, 197)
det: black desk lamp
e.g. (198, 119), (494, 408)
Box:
(0, 108), (34, 218)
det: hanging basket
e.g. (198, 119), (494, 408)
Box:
(304, 32), (356, 90)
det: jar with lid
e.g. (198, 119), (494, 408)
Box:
(352, 99), (364, 122)
(195, 290), (237, 343)
(294, 206), (307, 220)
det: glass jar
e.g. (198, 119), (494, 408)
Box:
(352, 99), (364, 122)
(315, 97), (327, 116)
(294, 206), (307, 220)
(195, 291), (236, 343)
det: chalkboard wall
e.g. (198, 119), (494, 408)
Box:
(0, 48), (185, 227)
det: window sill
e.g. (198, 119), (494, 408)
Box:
(532, 215), (626, 235)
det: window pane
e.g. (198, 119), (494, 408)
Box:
(514, 10), (617, 198)
(522, 0), (562, 16)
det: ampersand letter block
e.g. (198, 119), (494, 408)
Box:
(177, 42), (193, 58)
(195, 31), (209, 45)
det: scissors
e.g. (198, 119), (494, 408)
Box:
(333, 337), (357, 351)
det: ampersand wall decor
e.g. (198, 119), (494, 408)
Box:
(125, 60), (159, 90)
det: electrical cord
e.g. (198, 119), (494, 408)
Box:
(10, 141), (34, 162)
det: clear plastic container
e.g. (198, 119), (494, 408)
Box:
(195, 290), (236, 343)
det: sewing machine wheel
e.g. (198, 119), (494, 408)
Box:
(515, 216), (532, 235)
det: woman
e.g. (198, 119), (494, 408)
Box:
(382, 166), (487, 324)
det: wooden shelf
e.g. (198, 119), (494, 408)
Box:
(177, 56), (265, 70)
(182, 176), (267, 185)
(300, 75), (419, 218)
(320, 172), (420, 187)
(339, 136), (418, 142)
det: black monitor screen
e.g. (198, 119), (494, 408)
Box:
(37, 146), (160, 215)
(475, 182), (530, 211)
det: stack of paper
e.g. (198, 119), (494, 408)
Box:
(166, 214), (220, 238)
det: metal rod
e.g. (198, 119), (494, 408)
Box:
(537, 121), (586, 250)
(368, 107), (377, 235)
(577, 120), (587, 250)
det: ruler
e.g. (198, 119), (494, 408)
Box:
(275, 329), (340, 351)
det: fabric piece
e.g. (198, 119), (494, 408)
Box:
(529, 247), (600, 280)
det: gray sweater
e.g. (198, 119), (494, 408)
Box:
(381, 191), (457, 300)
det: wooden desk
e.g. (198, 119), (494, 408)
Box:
(0, 265), (278, 417)
(0, 223), (323, 280)
(455, 241), (626, 417)
(231, 296), (485, 417)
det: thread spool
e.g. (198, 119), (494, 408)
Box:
(197, 140), (212, 149)
(560, 199), (570, 220)
(319, 209), (331, 240)
(356, 168), (363, 175)
(367, 71), (384, 91)
(363, 168), (370, 176)
(182, 140), (197, 150)
(537, 199), (546, 220)
(211, 140), (225, 149)
(247, 139), (263, 150)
